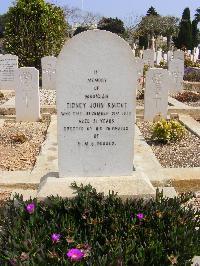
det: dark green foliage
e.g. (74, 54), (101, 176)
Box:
(0, 14), (8, 38)
(192, 20), (199, 48)
(146, 6), (159, 17)
(177, 8), (192, 50)
(4, 0), (67, 69)
(0, 184), (199, 265)
(97, 17), (125, 35)
(195, 7), (200, 23)
(73, 26), (89, 36)
(139, 35), (148, 49)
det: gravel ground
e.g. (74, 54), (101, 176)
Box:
(0, 91), (15, 105)
(182, 191), (200, 212)
(40, 89), (56, 105)
(0, 120), (49, 171)
(136, 99), (172, 107)
(137, 120), (200, 168)
(183, 100), (200, 107)
(136, 99), (144, 106)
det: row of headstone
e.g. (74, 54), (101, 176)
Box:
(137, 49), (185, 66)
(0, 54), (57, 91)
(143, 59), (184, 121)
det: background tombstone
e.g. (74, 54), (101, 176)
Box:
(173, 50), (184, 61)
(167, 51), (173, 63)
(15, 67), (40, 122)
(168, 59), (184, 93)
(144, 68), (169, 121)
(133, 57), (144, 94)
(42, 56), (57, 90)
(0, 54), (18, 89)
(143, 49), (154, 67)
(156, 49), (162, 65)
(163, 53), (168, 63)
(57, 30), (138, 177)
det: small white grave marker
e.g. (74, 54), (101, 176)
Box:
(143, 49), (154, 67)
(156, 50), (162, 65)
(173, 50), (184, 61)
(144, 68), (169, 121)
(0, 54), (18, 89)
(42, 56), (57, 90)
(168, 59), (184, 93)
(15, 67), (40, 122)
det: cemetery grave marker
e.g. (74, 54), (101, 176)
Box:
(173, 50), (184, 61)
(15, 67), (40, 122)
(143, 49), (154, 67)
(42, 56), (57, 90)
(0, 54), (18, 89)
(56, 30), (138, 177)
(144, 68), (169, 121)
(168, 59), (184, 93)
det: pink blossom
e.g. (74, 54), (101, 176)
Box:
(67, 248), (84, 261)
(26, 203), (35, 214)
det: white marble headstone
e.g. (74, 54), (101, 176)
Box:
(194, 47), (199, 62)
(133, 57), (144, 93)
(156, 50), (162, 65)
(42, 56), (57, 90)
(57, 30), (137, 177)
(0, 54), (18, 89)
(168, 59), (184, 93)
(15, 67), (40, 122)
(143, 49), (154, 67)
(144, 68), (169, 121)
(173, 50), (184, 61)
(167, 51), (173, 62)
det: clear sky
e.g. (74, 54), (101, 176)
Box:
(0, 0), (199, 21)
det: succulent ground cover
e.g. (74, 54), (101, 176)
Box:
(184, 67), (200, 82)
(0, 184), (199, 265)
(173, 90), (200, 107)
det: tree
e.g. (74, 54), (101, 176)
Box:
(64, 5), (101, 26)
(136, 15), (163, 48)
(176, 8), (192, 50)
(73, 26), (89, 36)
(161, 16), (179, 49)
(97, 17), (125, 35)
(194, 7), (200, 23)
(139, 35), (148, 49)
(4, 0), (67, 69)
(0, 14), (8, 38)
(191, 20), (199, 48)
(146, 6), (159, 16)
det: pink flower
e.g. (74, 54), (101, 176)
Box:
(137, 213), (144, 220)
(51, 233), (61, 243)
(26, 203), (35, 214)
(67, 248), (84, 261)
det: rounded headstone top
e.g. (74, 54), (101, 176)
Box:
(58, 29), (134, 63)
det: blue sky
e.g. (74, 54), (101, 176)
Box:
(0, 0), (199, 21)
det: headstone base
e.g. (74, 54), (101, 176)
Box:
(37, 175), (156, 200)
